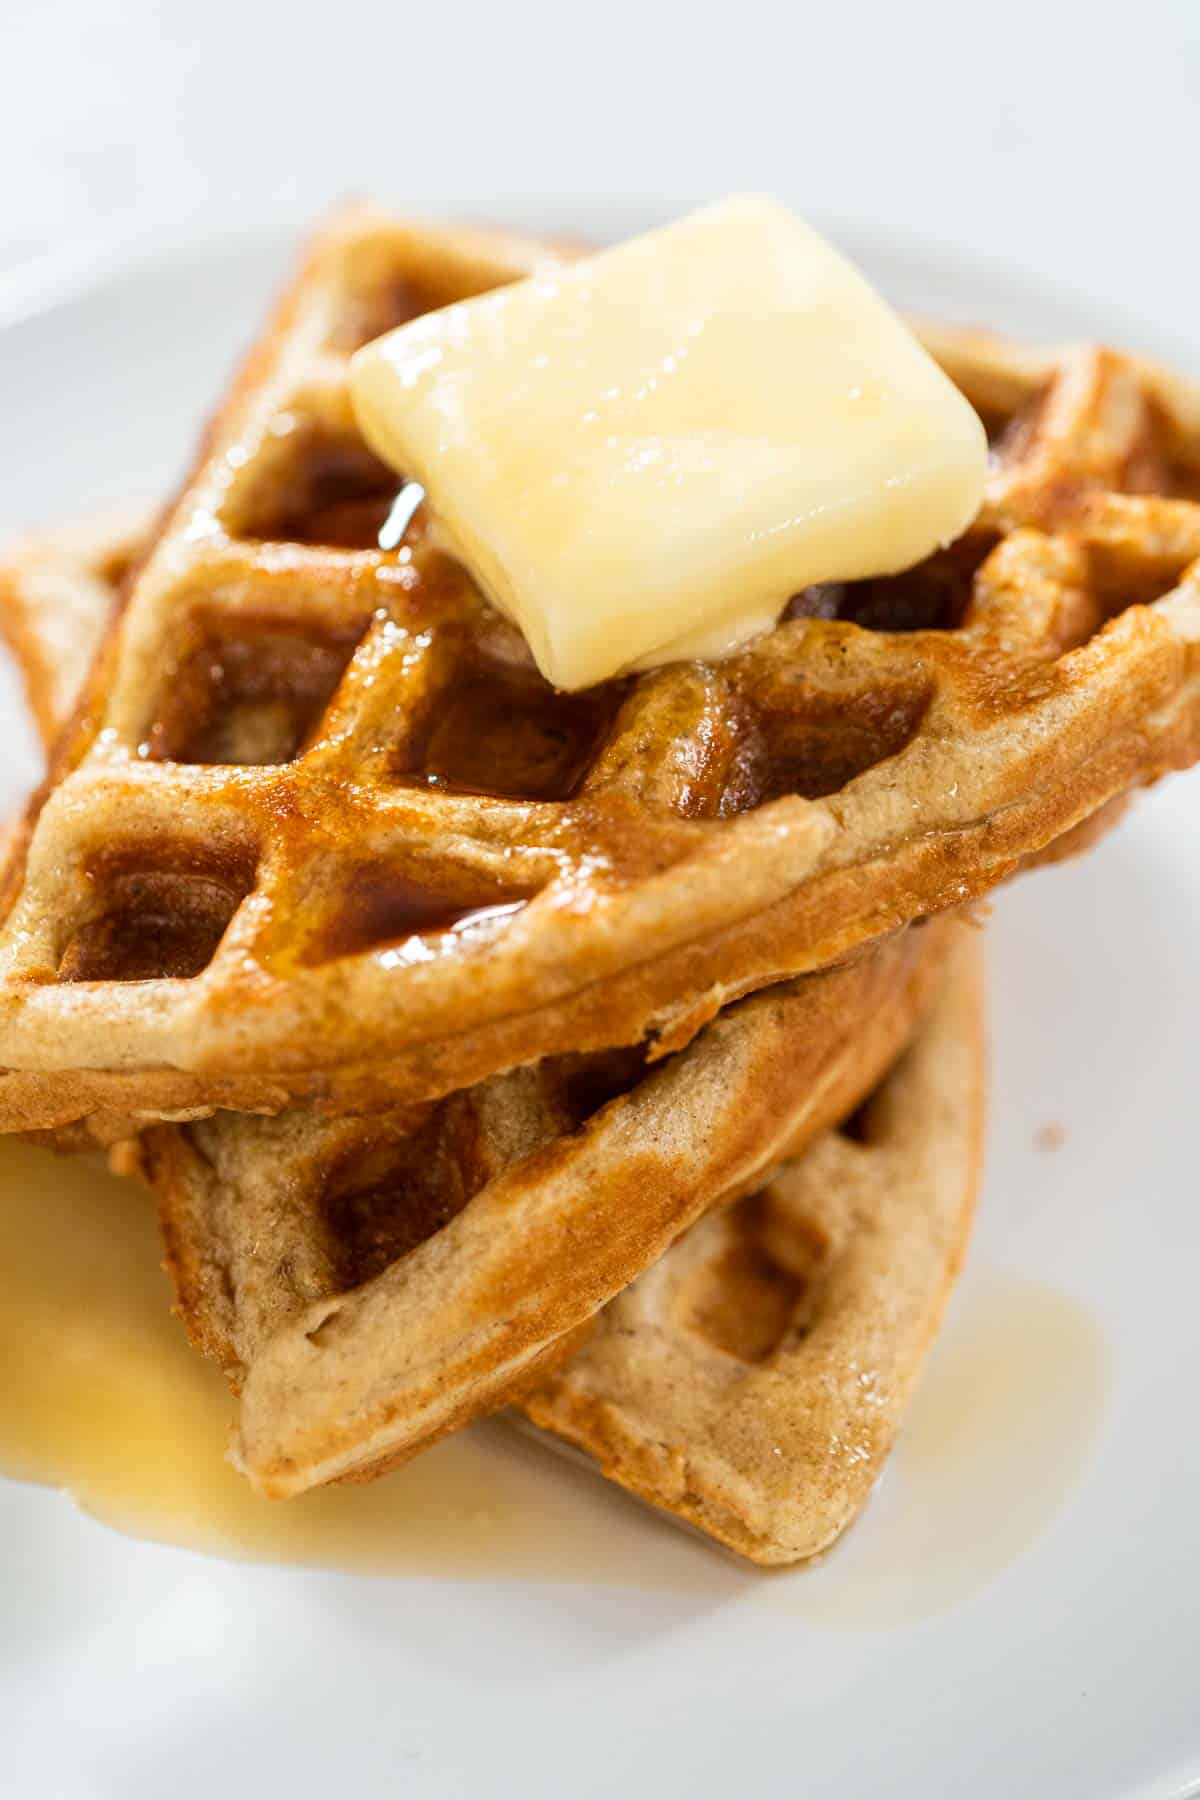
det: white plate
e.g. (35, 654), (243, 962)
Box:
(2, 224), (1199, 1800)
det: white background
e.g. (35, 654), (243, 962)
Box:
(3, 0), (1199, 360)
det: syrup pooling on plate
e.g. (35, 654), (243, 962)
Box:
(787, 1272), (1111, 1626)
(0, 1137), (729, 1586)
(0, 1135), (1109, 1596)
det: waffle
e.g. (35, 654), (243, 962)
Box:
(0, 514), (953, 1491)
(2, 566), (982, 1561)
(148, 932), (951, 1496)
(0, 212), (1197, 1138)
(0, 506), (145, 750)
(520, 928), (984, 1564)
(0, 501), (1130, 931)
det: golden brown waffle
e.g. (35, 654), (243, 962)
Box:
(2, 564), (982, 1563)
(3, 544), (981, 1565)
(519, 929), (985, 1565)
(145, 931), (948, 1496)
(0, 500), (1129, 936)
(0, 212), (1197, 1138)
(4, 522), (983, 1556)
(0, 515), (952, 1492)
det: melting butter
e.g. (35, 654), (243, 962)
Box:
(351, 195), (987, 689)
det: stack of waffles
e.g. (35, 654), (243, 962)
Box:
(1, 210), (1198, 1565)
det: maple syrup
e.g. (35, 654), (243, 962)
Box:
(146, 618), (368, 765)
(0, 1137), (1111, 1603)
(787, 1271), (1111, 1625)
(411, 662), (622, 801)
(305, 862), (527, 965)
(0, 1138), (695, 1584)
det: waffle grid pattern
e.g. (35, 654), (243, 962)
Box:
(0, 216), (1197, 1133)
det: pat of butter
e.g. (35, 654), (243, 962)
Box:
(350, 196), (987, 691)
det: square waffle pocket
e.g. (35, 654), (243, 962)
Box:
(0, 211), (1197, 1139)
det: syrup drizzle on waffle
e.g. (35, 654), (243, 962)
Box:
(0, 218), (1197, 1136)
